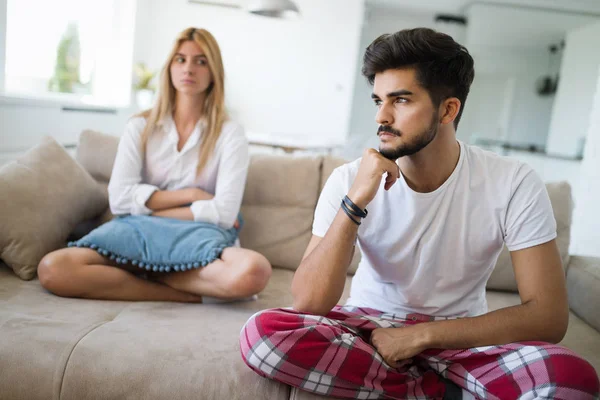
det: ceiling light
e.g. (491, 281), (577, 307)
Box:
(189, 0), (301, 19)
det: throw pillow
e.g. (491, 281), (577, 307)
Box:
(0, 137), (108, 280)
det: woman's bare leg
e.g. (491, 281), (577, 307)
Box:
(158, 248), (272, 299)
(38, 248), (202, 302)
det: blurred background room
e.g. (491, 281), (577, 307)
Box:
(1, 0), (599, 257)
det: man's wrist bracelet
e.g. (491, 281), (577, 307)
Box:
(343, 195), (368, 218)
(340, 200), (361, 225)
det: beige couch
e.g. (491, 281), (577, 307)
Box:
(1, 130), (599, 400)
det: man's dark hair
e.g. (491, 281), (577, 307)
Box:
(362, 28), (475, 128)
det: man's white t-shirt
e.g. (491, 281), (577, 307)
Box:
(312, 141), (557, 318)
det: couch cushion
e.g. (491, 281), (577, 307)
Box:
(1, 261), (597, 400)
(0, 261), (355, 400)
(75, 130), (120, 183)
(0, 263), (130, 399)
(59, 302), (291, 400)
(486, 181), (572, 292)
(567, 256), (600, 332)
(240, 155), (322, 271)
(0, 263), (295, 400)
(0, 137), (108, 280)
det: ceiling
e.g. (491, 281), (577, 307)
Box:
(367, 0), (600, 16)
(367, 0), (600, 48)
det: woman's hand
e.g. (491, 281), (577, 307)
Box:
(185, 187), (214, 203)
(146, 188), (213, 211)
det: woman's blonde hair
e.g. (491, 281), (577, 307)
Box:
(137, 27), (227, 176)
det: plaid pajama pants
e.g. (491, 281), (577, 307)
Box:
(239, 306), (600, 400)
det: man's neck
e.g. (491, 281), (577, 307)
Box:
(397, 130), (461, 193)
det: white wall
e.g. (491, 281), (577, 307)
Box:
(478, 145), (582, 193)
(459, 47), (556, 148)
(571, 61), (600, 257)
(546, 21), (600, 159)
(0, 0), (6, 93)
(0, 101), (134, 152)
(134, 0), (364, 143)
(465, 3), (598, 50)
(461, 4), (598, 152)
(0, 0), (365, 153)
(457, 73), (515, 144)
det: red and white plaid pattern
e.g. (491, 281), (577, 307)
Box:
(240, 306), (600, 399)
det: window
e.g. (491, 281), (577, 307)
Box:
(1, 0), (136, 107)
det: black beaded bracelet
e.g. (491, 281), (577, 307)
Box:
(343, 195), (368, 218)
(340, 200), (361, 225)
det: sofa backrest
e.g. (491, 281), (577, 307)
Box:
(76, 130), (120, 183)
(238, 154), (322, 270)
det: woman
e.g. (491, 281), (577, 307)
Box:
(38, 27), (271, 303)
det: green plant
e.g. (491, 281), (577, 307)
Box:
(48, 23), (82, 93)
(133, 62), (156, 91)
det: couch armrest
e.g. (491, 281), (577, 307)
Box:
(566, 255), (600, 333)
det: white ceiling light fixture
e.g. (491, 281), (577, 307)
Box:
(188, 0), (301, 19)
(248, 0), (300, 18)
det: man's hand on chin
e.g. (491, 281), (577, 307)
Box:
(370, 324), (432, 369)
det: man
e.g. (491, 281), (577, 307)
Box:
(240, 28), (599, 399)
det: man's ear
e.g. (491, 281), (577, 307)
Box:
(440, 97), (461, 125)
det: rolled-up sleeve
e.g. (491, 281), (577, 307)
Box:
(190, 124), (249, 228)
(108, 118), (160, 216)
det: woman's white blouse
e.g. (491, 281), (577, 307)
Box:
(107, 116), (249, 229)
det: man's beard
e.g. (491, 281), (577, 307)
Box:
(378, 113), (439, 161)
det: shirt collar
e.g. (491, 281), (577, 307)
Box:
(161, 115), (206, 153)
